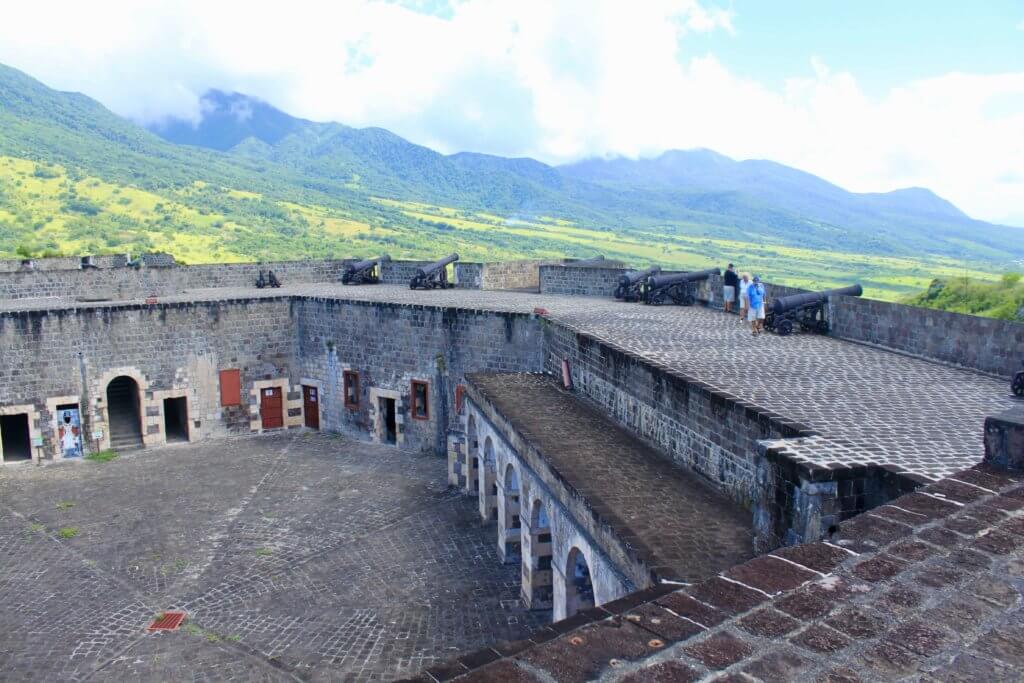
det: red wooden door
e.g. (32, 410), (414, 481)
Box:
(303, 386), (319, 429)
(260, 387), (284, 430)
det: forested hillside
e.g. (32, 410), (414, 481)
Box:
(1, 62), (1021, 304)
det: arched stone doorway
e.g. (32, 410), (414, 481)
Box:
(478, 436), (498, 523)
(565, 547), (595, 618)
(499, 463), (521, 564)
(106, 375), (143, 450)
(523, 498), (553, 613)
(466, 415), (480, 494)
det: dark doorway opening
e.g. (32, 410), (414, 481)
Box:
(163, 397), (189, 443)
(381, 397), (397, 444)
(303, 386), (320, 429)
(260, 387), (284, 430)
(0, 414), (31, 462)
(107, 376), (143, 450)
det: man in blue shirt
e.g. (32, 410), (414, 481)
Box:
(746, 276), (766, 335)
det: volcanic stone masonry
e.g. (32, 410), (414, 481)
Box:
(0, 256), (1020, 682)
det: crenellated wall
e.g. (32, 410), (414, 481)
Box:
(0, 259), (350, 301)
(538, 265), (627, 297)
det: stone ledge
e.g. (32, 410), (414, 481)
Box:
(432, 462), (1024, 682)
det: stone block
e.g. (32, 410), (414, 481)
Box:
(984, 407), (1024, 472)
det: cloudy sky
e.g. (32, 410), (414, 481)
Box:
(1, 0), (1022, 225)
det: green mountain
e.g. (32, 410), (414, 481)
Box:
(149, 87), (1024, 262)
(0, 62), (1019, 302)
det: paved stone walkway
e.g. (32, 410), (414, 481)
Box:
(0, 432), (546, 682)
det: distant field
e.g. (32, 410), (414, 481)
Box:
(0, 155), (998, 302)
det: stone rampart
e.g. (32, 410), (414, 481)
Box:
(480, 260), (550, 290)
(539, 264), (628, 297)
(542, 321), (811, 512)
(0, 259), (349, 300)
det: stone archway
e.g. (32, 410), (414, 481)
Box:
(478, 436), (498, 523)
(499, 463), (521, 564)
(106, 375), (143, 450)
(565, 546), (595, 618)
(523, 497), (554, 613)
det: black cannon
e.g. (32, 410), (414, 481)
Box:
(566, 255), (606, 267)
(765, 284), (863, 336)
(1013, 364), (1024, 398)
(342, 254), (391, 285)
(614, 266), (661, 301)
(410, 253), (459, 290)
(640, 268), (720, 306)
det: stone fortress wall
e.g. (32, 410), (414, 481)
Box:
(7, 253), (1014, 380)
(0, 297), (298, 460)
(294, 297), (544, 454)
(0, 254), (1019, 641)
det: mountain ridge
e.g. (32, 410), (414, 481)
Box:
(1, 62), (1022, 279)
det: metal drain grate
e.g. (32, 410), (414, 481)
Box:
(147, 611), (186, 631)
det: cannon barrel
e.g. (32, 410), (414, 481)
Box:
(567, 255), (606, 267)
(646, 267), (720, 290)
(769, 284), (863, 315)
(416, 253), (460, 277)
(345, 254), (391, 274)
(619, 266), (661, 287)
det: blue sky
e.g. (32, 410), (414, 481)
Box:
(0, 0), (1021, 225)
(686, 1), (1023, 95)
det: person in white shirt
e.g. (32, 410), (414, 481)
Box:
(738, 273), (751, 323)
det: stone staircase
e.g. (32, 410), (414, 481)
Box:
(107, 381), (143, 451)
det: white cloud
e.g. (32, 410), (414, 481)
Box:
(0, 0), (1021, 225)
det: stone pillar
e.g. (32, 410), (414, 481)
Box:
(985, 407), (1024, 472)
(478, 466), (497, 523)
(447, 433), (464, 488)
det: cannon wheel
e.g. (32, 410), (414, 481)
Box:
(614, 285), (626, 300)
(777, 319), (794, 336)
(1014, 371), (1024, 398)
(816, 319), (830, 334)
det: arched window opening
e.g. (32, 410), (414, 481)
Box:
(565, 547), (595, 617)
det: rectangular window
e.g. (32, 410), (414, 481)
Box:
(455, 384), (465, 414)
(219, 369), (241, 406)
(411, 380), (429, 420)
(343, 371), (360, 409)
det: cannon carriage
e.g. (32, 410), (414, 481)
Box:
(640, 268), (719, 306)
(614, 266), (661, 301)
(410, 253), (459, 290)
(765, 284), (863, 336)
(341, 255), (391, 285)
(1013, 364), (1024, 398)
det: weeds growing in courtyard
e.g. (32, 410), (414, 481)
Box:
(28, 522), (44, 533)
(255, 547), (273, 557)
(85, 449), (118, 463)
(58, 526), (79, 539)
(56, 500), (75, 510)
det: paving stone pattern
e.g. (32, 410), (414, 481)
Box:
(467, 372), (754, 583)
(0, 433), (547, 682)
(436, 462), (1024, 682)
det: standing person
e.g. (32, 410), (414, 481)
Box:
(723, 264), (739, 313)
(738, 272), (751, 323)
(747, 275), (767, 335)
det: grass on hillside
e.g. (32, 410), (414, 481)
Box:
(0, 154), (1006, 306)
(904, 273), (1024, 321)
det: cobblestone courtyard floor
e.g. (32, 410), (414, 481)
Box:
(0, 432), (546, 682)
